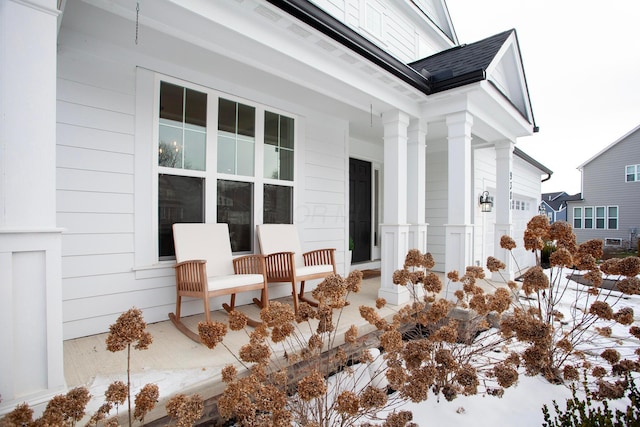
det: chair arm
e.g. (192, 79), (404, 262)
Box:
(263, 252), (296, 281)
(174, 260), (208, 293)
(233, 254), (267, 275)
(303, 248), (336, 269)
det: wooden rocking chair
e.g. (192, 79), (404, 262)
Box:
(169, 223), (267, 343)
(257, 224), (336, 314)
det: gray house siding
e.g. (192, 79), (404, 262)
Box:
(568, 126), (640, 249)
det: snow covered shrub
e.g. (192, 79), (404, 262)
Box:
(496, 216), (640, 385)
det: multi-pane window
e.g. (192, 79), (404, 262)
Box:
(595, 206), (606, 229)
(573, 207), (582, 229)
(572, 206), (618, 230)
(158, 82), (207, 257)
(157, 80), (295, 257)
(626, 164), (640, 182)
(608, 206), (618, 229)
(364, 0), (383, 39)
(584, 207), (593, 229)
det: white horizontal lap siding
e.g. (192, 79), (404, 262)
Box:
(473, 148), (497, 271)
(384, 10), (416, 63)
(299, 116), (347, 276)
(426, 145), (448, 271)
(57, 45), (148, 339)
(511, 157), (542, 270)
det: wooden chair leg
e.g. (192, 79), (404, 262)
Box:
(298, 280), (318, 307)
(204, 297), (211, 323)
(291, 281), (299, 314)
(175, 295), (182, 320)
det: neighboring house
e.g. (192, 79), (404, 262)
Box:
(1, 0), (550, 412)
(540, 191), (581, 223)
(567, 124), (640, 249)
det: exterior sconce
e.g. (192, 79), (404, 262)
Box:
(479, 191), (493, 212)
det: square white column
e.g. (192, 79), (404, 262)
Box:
(378, 110), (410, 306)
(407, 119), (428, 253)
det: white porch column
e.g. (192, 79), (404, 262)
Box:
(444, 113), (474, 299)
(493, 140), (515, 281)
(407, 119), (428, 253)
(379, 110), (410, 305)
(0, 0), (65, 416)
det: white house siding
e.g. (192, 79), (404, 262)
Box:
(310, 0), (452, 62)
(510, 156), (541, 272)
(425, 140), (448, 271)
(569, 128), (640, 247)
(57, 30), (348, 339)
(473, 147), (497, 271)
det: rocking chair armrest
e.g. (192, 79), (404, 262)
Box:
(263, 251), (296, 280)
(233, 254), (267, 275)
(303, 248), (336, 268)
(174, 259), (208, 293)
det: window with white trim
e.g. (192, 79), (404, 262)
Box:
(584, 207), (593, 229)
(626, 164), (640, 182)
(573, 207), (582, 229)
(608, 206), (618, 229)
(157, 79), (295, 258)
(363, 0), (384, 40)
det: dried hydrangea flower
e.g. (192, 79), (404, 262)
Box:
(346, 270), (363, 293)
(133, 383), (159, 422)
(105, 380), (128, 405)
(600, 258), (621, 275)
(500, 235), (517, 250)
(422, 252), (436, 269)
(228, 310), (248, 331)
(166, 393), (204, 427)
(563, 365), (579, 381)
(589, 301), (614, 320)
(392, 269), (412, 286)
(297, 370), (327, 401)
(486, 256), (506, 272)
(617, 277), (640, 295)
(577, 239), (604, 260)
(2, 403), (34, 425)
(493, 363), (518, 388)
(423, 272), (442, 294)
(295, 302), (317, 323)
(591, 366), (607, 378)
(221, 365), (237, 383)
(618, 256), (640, 277)
(261, 301), (295, 328)
(521, 266), (549, 295)
(345, 325), (358, 344)
(198, 321), (227, 350)
(549, 247), (573, 268)
(360, 385), (387, 409)
(614, 307), (634, 325)
(404, 249), (423, 268)
(239, 342), (271, 363)
(601, 348), (621, 364)
(375, 297), (387, 309)
(106, 307), (152, 352)
(447, 270), (460, 282)
(336, 390), (360, 415)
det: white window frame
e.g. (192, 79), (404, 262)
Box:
(595, 206), (606, 229)
(626, 164), (640, 182)
(573, 207), (582, 229)
(607, 206), (619, 230)
(584, 206), (593, 229)
(134, 69), (297, 268)
(361, 0), (385, 42)
(605, 238), (622, 247)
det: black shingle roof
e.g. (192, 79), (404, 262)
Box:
(408, 30), (514, 93)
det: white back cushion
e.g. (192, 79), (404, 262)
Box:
(257, 224), (304, 267)
(173, 223), (235, 276)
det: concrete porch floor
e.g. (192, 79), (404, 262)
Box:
(62, 272), (507, 424)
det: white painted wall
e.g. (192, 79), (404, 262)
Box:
(57, 29), (348, 339)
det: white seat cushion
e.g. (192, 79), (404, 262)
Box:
(208, 274), (264, 291)
(296, 264), (333, 277)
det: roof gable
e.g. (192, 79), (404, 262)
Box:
(578, 123), (640, 169)
(408, 29), (534, 123)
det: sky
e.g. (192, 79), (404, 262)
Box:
(446, 1), (640, 195)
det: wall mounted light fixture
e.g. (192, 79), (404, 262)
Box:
(479, 191), (494, 213)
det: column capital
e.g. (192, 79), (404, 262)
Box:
(494, 139), (515, 151)
(382, 109), (410, 127)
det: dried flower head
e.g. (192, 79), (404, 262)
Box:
(592, 366), (607, 378)
(600, 258), (621, 275)
(393, 268), (412, 286)
(614, 307), (634, 325)
(166, 393), (204, 427)
(228, 310), (248, 331)
(198, 321), (227, 350)
(521, 266), (549, 295)
(261, 301), (296, 328)
(3, 403), (34, 426)
(486, 256), (506, 272)
(239, 342), (271, 363)
(346, 270), (363, 293)
(423, 272), (443, 294)
(105, 381), (128, 405)
(221, 365), (237, 383)
(617, 277), (640, 295)
(589, 301), (614, 320)
(360, 385), (387, 409)
(500, 235), (517, 250)
(618, 256), (640, 277)
(549, 247), (573, 268)
(563, 365), (579, 381)
(295, 302), (317, 323)
(601, 348), (621, 364)
(133, 383), (159, 422)
(312, 274), (348, 307)
(345, 325), (358, 344)
(493, 363), (518, 388)
(404, 249), (423, 268)
(447, 270), (460, 282)
(297, 370), (327, 401)
(335, 391), (360, 416)
(422, 252), (436, 269)
(549, 221), (577, 252)
(106, 307), (152, 352)
(376, 297), (387, 309)
(383, 410), (415, 427)
(577, 239), (604, 260)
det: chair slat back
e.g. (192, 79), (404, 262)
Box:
(173, 223), (235, 276)
(257, 224), (304, 267)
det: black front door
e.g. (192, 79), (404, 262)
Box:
(349, 158), (372, 263)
